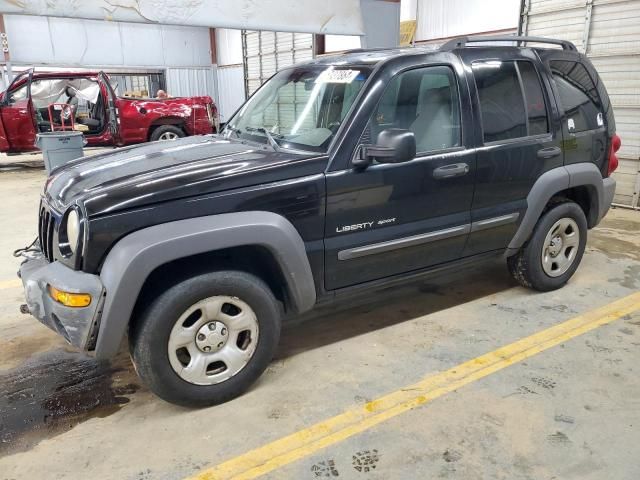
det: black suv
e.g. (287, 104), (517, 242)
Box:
(18, 36), (621, 406)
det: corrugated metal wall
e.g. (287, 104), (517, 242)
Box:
(522, 0), (640, 208)
(165, 67), (216, 99)
(242, 31), (314, 96)
(216, 65), (245, 123)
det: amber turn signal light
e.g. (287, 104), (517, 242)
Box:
(48, 285), (91, 308)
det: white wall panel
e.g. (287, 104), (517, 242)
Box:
(4, 15), (54, 63)
(216, 65), (245, 122)
(82, 20), (125, 65)
(360, 0), (401, 48)
(416, 0), (520, 41)
(166, 67), (216, 98)
(401, 0), (418, 21)
(5, 14), (211, 68)
(120, 23), (165, 67)
(162, 25), (212, 67)
(0, 0), (364, 35)
(217, 28), (243, 66)
(325, 35), (362, 52)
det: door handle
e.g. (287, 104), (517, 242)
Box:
(537, 146), (561, 159)
(433, 162), (469, 179)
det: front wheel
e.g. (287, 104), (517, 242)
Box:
(507, 201), (587, 292)
(130, 271), (281, 407)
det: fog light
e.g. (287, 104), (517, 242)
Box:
(48, 285), (91, 307)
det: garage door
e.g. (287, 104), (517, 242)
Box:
(522, 0), (640, 208)
(241, 31), (314, 96)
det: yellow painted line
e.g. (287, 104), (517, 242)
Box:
(0, 279), (21, 290)
(188, 291), (640, 480)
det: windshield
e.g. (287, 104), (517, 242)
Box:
(225, 65), (371, 153)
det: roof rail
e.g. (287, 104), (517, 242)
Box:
(441, 35), (577, 51)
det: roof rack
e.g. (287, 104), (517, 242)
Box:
(441, 35), (577, 52)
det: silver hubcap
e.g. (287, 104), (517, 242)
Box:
(159, 131), (179, 140)
(541, 217), (580, 277)
(168, 296), (259, 385)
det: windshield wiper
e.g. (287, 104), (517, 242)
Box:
(245, 126), (282, 152)
(224, 125), (242, 138)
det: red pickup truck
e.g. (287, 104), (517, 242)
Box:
(0, 69), (218, 153)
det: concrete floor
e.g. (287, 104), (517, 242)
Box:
(0, 168), (639, 480)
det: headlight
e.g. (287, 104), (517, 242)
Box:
(66, 209), (80, 253)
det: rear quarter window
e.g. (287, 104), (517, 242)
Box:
(550, 60), (602, 133)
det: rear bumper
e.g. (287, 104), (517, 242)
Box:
(19, 253), (104, 351)
(599, 177), (616, 222)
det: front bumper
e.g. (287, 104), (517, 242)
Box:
(19, 252), (104, 351)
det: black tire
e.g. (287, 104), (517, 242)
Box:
(130, 271), (281, 407)
(507, 201), (587, 292)
(150, 124), (185, 142)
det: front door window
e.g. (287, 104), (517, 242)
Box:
(367, 65), (461, 154)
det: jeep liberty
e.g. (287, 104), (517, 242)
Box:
(17, 36), (621, 406)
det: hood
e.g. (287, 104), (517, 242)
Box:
(44, 135), (326, 217)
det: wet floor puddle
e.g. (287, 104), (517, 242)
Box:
(0, 349), (139, 455)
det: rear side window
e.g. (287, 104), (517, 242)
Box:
(473, 61), (527, 142)
(550, 60), (602, 132)
(473, 60), (549, 142)
(518, 62), (548, 135)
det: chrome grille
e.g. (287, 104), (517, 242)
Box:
(38, 204), (56, 262)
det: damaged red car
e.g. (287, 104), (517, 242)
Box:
(0, 69), (218, 153)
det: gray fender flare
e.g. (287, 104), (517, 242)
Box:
(506, 163), (612, 255)
(94, 211), (316, 359)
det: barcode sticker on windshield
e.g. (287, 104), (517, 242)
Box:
(315, 69), (360, 84)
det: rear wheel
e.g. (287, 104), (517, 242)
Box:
(150, 125), (185, 142)
(507, 201), (587, 292)
(130, 271), (281, 407)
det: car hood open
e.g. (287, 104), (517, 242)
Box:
(44, 135), (326, 216)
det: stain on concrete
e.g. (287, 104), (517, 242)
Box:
(0, 349), (139, 455)
(541, 304), (575, 313)
(494, 304), (528, 315)
(442, 449), (463, 463)
(589, 218), (640, 261)
(0, 328), (67, 370)
(547, 431), (571, 445)
(354, 395), (372, 404)
(480, 413), (504, 427)
(608, 265), (640, 289)
(512, 385), (539, 396)
(311, 459), (340, 477)
(585, 340), (613, 354)
(267, 407), (288, 420)
(352, 449), (380, 472)
(531, 377), (557, 390)
(554, 414), (575, 424)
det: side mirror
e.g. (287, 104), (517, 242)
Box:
(353, 128), (416, 169)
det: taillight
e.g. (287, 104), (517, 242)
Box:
(607, 134), (621, 177)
